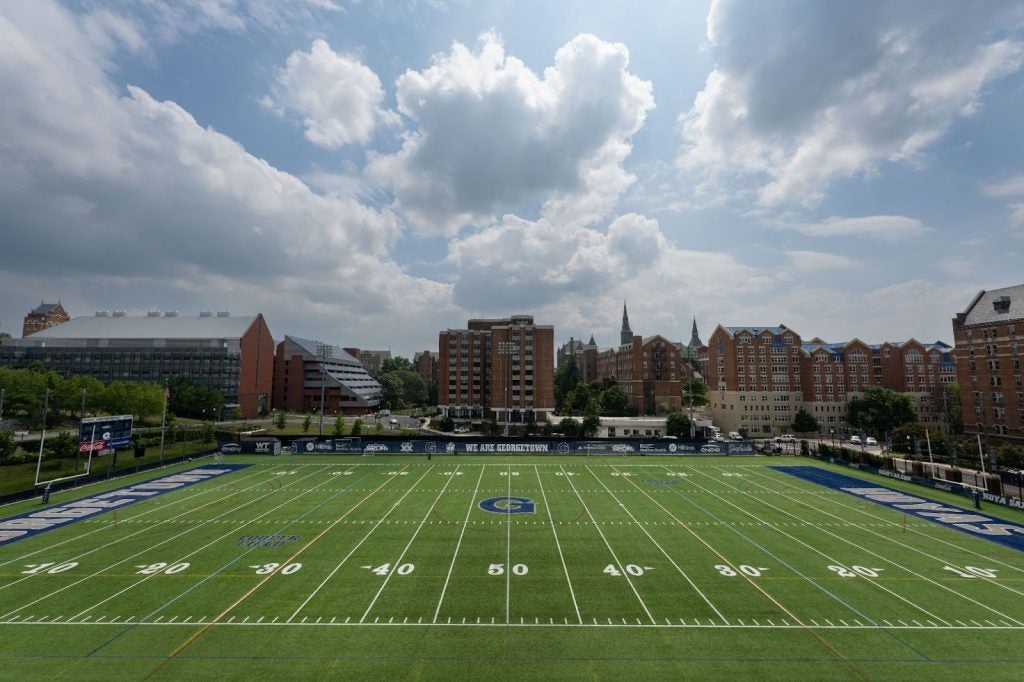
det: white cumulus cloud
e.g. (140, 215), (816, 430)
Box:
(263, 39), (397, 149)
(368, 32), (654, 235)
(680, 0), (1024, 207)
(782, 215), (930, 242)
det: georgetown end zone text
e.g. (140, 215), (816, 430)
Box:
(0, 465), (249, 546)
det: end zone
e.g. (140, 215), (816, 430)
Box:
(0, 464), (250, 547)
(770, 466), (1024, 553)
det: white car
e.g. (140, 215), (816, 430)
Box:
(849, 435), (862, 445)
(865, 436), (878, 446)
(453, 426), (470, 434)
(775, 434), (796, 443)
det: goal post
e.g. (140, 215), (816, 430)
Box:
(34, 414), (134, 490)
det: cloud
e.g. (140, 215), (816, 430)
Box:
(781, 215), (930, 242)
(785, 251), (859, 273)
(367, 32), (654, 235)
(939, 257), (980, 277)
(680, 0), (1024, 207)
(0, 0), (456, 354)
(446, 212), (766, 341)
(130, 0), (340, 44)
(982, 173), (1024, 231)
(262, 39), (398, 149)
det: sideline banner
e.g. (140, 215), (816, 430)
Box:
(291, 437), (758, 456)
(771, 465), (1024, 553)
(0, 465), (249, 547)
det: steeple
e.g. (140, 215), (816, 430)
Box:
(620, 300), (633, 346)
(688, 316), (704, 349)
(587, 333), (596, 347)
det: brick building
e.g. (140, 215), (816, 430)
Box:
(594, 335), (693, 414)
(952, 285), (1024, 444)
(438, 315), (555, 427)
(413, 350), (438, 386)
(0, 311), (274, 417)
(706, 324), (955, 436)
(22, 300), (69, 337)
(273, 336), (382, 416)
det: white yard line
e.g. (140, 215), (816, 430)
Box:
(505, 463), (512, 627)
(697, 465), (1022, 627)
(360, 465), (459, 623)
(585, 465), (726, 624)
(533, 465), (582, 624)
(753, 467), (1024, 578)
(738, 467), (1024, 620)
(558, 464), (656, 624)
(66, 468), (336, 622)
(0, 467), (324, 618)
(288, 466), (436, 623)
(432, 466), (486, 622)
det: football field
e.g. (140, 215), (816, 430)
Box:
(1, 455), (1023, 680)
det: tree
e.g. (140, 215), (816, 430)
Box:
(43, 431), (77, 463)
(554, 357), (581, 412)
(568, 383), (594, 415)
(274, 410), (287, 431)
(0, 431), (16, 464)
(333, 415), (346, 437)
(557, 417), (580, 438)
(599, 387), (633, 417)
(847, 387), (917, 437)
(665, 413), (693, 439)
(681, 379), (709, 408)
(380, 357), (413, 374)
(351, 419), (364, 436)
(379, 374), (405, 410)
(201, 421), (215, 444)
(301, 413), (312, 434)
(791, 408), (819, 436)
(580, 414), (601, 437)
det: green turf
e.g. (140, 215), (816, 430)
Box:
(1, 455), (1023, 680)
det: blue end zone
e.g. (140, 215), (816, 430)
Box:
(770, 465), (1024, 553)
(0, 464), (250, 547)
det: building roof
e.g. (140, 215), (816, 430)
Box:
(957, 284), (1024, 326)
(29, 301), (62, 316)
(724, 325), (789, 337)
(13, 313), (259, 341)
(287, 336), (362, 365)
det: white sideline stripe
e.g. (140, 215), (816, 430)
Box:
(433, 466), (487, 623)
(0, 466), (319, 620)
(736, 467), (1024, 624)
(534, 465), (582, 624)
(559, 464), (656, 624)
(1, 618), (1019, 630)
(587, 465), (726, 624)
(360, 465), (457, 623)
(288, 466), (436, 623)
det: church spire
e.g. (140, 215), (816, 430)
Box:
(620, 300), (633, 346)
(688, 316), (704, 349)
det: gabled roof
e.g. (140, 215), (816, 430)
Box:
(29, 301), (62, 316)
(958, 284), (1024, 326)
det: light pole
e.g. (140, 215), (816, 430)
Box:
(315, 341), (333, 438)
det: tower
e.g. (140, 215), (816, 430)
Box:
(620, 300), (633, 346)
(688, 317), (704, 349)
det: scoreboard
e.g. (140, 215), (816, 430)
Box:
(79, 415), (134, 453)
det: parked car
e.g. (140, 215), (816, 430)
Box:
(775, 434), (796, 443)
(728, 432), (743, 441)
(453, 426), (470, 434)
(849, 435), (862, 445)
(865, 436), (878, 446)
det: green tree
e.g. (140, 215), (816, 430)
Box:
(379, 374), (405, 410)
(333, 415), (346, 437)
(665, 412), (693, 439)
(557, 418), (580, 438)
(554, 357), (581, 412)
(599, 386), (634, 416)
(301, 413), (312, 434)
(274, 410), (287, 431)
(43, 431), (77, 463)
(580, 414), (601, 437)
(681, 379), (709, 408)
(380, 357), (414, 374)
(791, 408), (819, 436)
(847, 387), (917, 437)
(133, 383), (165, 426)
(201, 421), (215, 444)
(351, 419), (364, 436)
(568, 383), (593, 415)
(0, 431), (16, 464)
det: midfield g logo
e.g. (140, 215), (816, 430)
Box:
(479, 496), (536, 515)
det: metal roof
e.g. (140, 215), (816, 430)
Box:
(21, 314), (259, 340)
